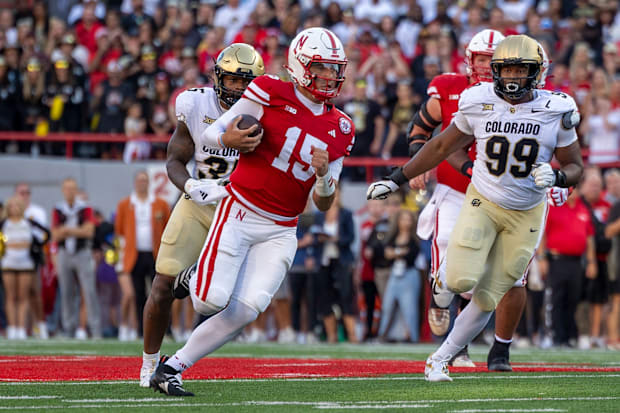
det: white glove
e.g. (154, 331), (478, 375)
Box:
(184, 178), (228, 206)
(547, 187), (569, 207)
(366, 179), (400, 200)
(531, 163), (555, 188)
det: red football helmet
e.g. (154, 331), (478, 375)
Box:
(465, 29), (505, 82)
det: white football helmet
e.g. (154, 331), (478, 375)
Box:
(286, 27), (347, 101)
(465, 29), (505, 82)
(536, 40), (550, 89)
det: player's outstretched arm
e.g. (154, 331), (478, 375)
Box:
(368, 123), (472, 200)
(166, 121), (195, 192)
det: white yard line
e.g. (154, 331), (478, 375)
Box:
(451, 410), (567, 412)
(0, 396), (58, 399)
(1, 373), (620, 385)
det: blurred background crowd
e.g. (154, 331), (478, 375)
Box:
(0, 0), (620, 352)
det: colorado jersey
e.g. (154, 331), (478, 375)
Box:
(175, 87), (239, 180)
(229, 75), (355, 219)
(427, 73), (474, 193)
(453, 82), (578, 210)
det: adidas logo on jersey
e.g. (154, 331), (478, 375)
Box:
(285, 105), (297, 115)
(328, 130), (336, 138)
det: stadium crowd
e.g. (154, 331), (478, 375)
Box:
(0, 0), (620, 351)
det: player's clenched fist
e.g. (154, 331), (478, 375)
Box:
(311, 146), (329, 177)
(531, 162), (555, 188)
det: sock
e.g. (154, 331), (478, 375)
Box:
(165, 353), (193, 373)
(433, 300), (493, 360)
(168, 297), (259, 373)
(494, 334), (513, 344)
(142, 351), (160, 369)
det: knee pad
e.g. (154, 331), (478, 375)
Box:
(241, 291), (273, 314)
(473, 289), (498, 312)
(506, 248), (532, 281)
(445, 264), (480, 294)
(220, 297), (260, 330)
(191, 286), (230, 316)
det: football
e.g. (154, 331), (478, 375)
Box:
(237, 114), (263, 137)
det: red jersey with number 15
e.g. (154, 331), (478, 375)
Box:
(229, 75), (355, 219)
(427, 73), (474, 194)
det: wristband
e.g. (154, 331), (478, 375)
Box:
(217, 132), (227, 149)
(408, 139), (426, 157)
(388, 168), (408, 186)
(460, 160), (473, 178)
(315, 169), (336, 197)
(553, 169), (568, 187)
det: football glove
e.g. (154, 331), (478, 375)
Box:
(531, 163), (555, 188)
(184, 178), (228, 206)
(366, 179), (399, 200)
(547, 187), (569, 207)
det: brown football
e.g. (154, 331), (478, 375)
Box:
(237, 114), (263, 137)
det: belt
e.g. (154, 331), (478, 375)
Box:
(548, 253), (582, 261)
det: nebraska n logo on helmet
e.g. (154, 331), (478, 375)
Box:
(491, 35), (544, 100)
(286, 27), (347, 101)
(465, 29), (505, 82)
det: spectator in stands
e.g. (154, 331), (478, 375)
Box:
(580, 169), (612, 349)
(378, 209), (422, 342)
(121, 0), (154, 34)
(114, 170), (170, 339)
(604, 169), (620, 205)
(540, 187), (596, 347)
(147, 72), (172, 158)
(123, 101), (149, 163)
(341, 78), (385, 180)
(176, 10), (201, 49)
(52, 177), (101, 339)
(92, 61), (132, 157)
(313, 189), (357, 343)
(580, 95), (620, 166)
(605, 187), (620, 350)
(0, 55), (21, 133)
(19, 57), (47, 154)
(133, 45), (158, 105)
(15, 182), (49, 339)
(602, 42), (619, 78)
(1, 196), (49, 340)
(382, 80), (419, 159)
(214, 0), (252, 44)
(46, 57), (89, 155)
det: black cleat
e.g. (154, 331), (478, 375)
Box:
(149, 362), (194, 396)
(173, 263), (196, 299)
(487, 340), (512, 372)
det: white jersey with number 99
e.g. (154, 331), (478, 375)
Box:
(453, 82), (578, 210)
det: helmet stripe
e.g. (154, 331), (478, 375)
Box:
(488, 31), (494, 49)
(323, 29), (339, 58)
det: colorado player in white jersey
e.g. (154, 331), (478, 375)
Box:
(139, 44), (264, 387)
(149, 27), (354, 396)
(367, 35), (583, 381)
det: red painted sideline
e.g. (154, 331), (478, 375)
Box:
(1, 356), (618, 382)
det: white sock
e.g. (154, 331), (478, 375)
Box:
(434, 300), (493, 360)
(142, 351), (160, 369)
(495, 334), (513, 344)
(167, 298), (259, 373)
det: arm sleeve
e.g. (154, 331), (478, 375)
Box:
(200, 97), (265, 148)
(556, 124), (578, 148)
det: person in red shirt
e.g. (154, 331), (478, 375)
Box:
(74, 2), (103, 57)
(539, 187), (596, 347)
(579, 168), (612, 348)
(150, 27), (354, 397)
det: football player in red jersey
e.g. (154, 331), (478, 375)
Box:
(149, 27), (354, 396)
(407, 30), (563, 372)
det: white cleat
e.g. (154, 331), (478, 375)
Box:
(424, 354), (453, 382)
(451, 354), (476, 368)
(140, 364), (157, 388)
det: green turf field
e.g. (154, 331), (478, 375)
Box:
(1, 340), (619, 412)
